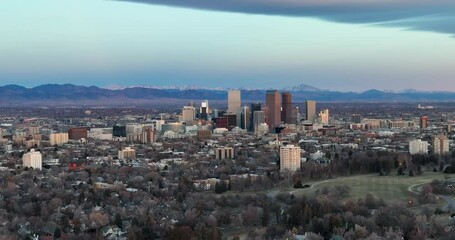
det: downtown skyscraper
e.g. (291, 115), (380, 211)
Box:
(282, 92), (292, 124)
(306, 100), (316, 123)
(266, 90), (281, 130)
(227, 90), (241, 114)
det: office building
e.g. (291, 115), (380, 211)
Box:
(306, 100), (316, 123)
(50, 133), (69, 146)
(215, 147), (234, 160)
(200, 100), (209, 120)
(280, 145), (301, 172)
(433, 135), (450, 155)
(266, 90), (281, 130)
(228, 90), (241, 114)
(197, 129), (212, 140)
(319, 109), (329, 125)
(113, 125), (127, 137)
(409, 139), (429, 155)
(240, 105), (251, 130)
(68, 127), (88, 140)
(182, 106), (196, 123)
(118, 147), (136, 160)
(126, 124), (143, 142)
(141, 128), (155, 144)
(282, 92), (292, 124)
(88, 128), (113, 140)
(291, 106), (300, 124)
(250, 103), (262, 131)
(352, 114), (362, 124)
(226, 114), (237, 129)
(23, 149), (42, 170)
(213, 117), (228, 129)
(420, 116), (428, 129)
(253, 110), (266, 132)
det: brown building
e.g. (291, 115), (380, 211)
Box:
(141, 128), (155, 144)
(197, 129), (212, 140)
(68, 127), (88, 140)
(420, 116), (428, 129)
(281, 92), (292, 124)
(266, 90), (281, 130)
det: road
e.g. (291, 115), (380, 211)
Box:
(408, 178), (455, 211)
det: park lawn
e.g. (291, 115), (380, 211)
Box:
(291, 172), (455, 202)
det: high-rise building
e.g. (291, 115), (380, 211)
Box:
(226, 114), (237, 129)
(228, 90), (241, 114)
(200, 100), (209, 120)
(113, 125), (127, 137)
(306, 100), (316, 123)
(291, 106), (300, 124)
(250, 103), (262, 131)
(433, 135), (450, 155)
(50, 133), (69, 146)
(253, 111), (266, 132)
(240, 106), (251, 130)
(23, 149), (42, 170)
(409, 139), (429, 155)
(420, 116), (428, 129)
(266, 90), (281, 130)
(182, 106), (196, 123)
(282, 92), (292, 124)
(251, 103), (261, 113)
(126, 124), (143, 142)
(280, 145), (301, 172)
(141, 128), (155, 144)
(319, 109), (329, 124)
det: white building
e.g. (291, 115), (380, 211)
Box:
(409, 139), (429, 155)
(433, 135), (450, 155)
(118, 147), (136, 160)
(49, 133), (69, 146)
(280, 145), (301, 172)
(318, 109), (329, 125)
(23, 149), (42, 170)
(88, 128), (113, 140)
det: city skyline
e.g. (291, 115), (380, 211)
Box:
(1, 0), (455, 91)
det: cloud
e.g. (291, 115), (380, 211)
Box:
(118, 0), (455, 35)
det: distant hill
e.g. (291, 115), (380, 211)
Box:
(0, 84), (455, 106)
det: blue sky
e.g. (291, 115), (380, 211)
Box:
(1, 0), (455, 91)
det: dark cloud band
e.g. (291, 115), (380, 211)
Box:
(117, 0), (455, 35)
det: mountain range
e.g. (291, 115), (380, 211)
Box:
(0, 84), (454, 107)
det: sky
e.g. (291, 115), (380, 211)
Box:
(1, 0), (455, 91)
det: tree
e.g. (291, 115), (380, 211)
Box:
(293, 180), (303, 189)
(54, 227), (61, 239)
(215, 181), (228, 194)
(115, 213), (123, 229)
(89, 211), (109, 237)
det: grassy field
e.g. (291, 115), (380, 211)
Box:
(291, 172), (455, 201)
